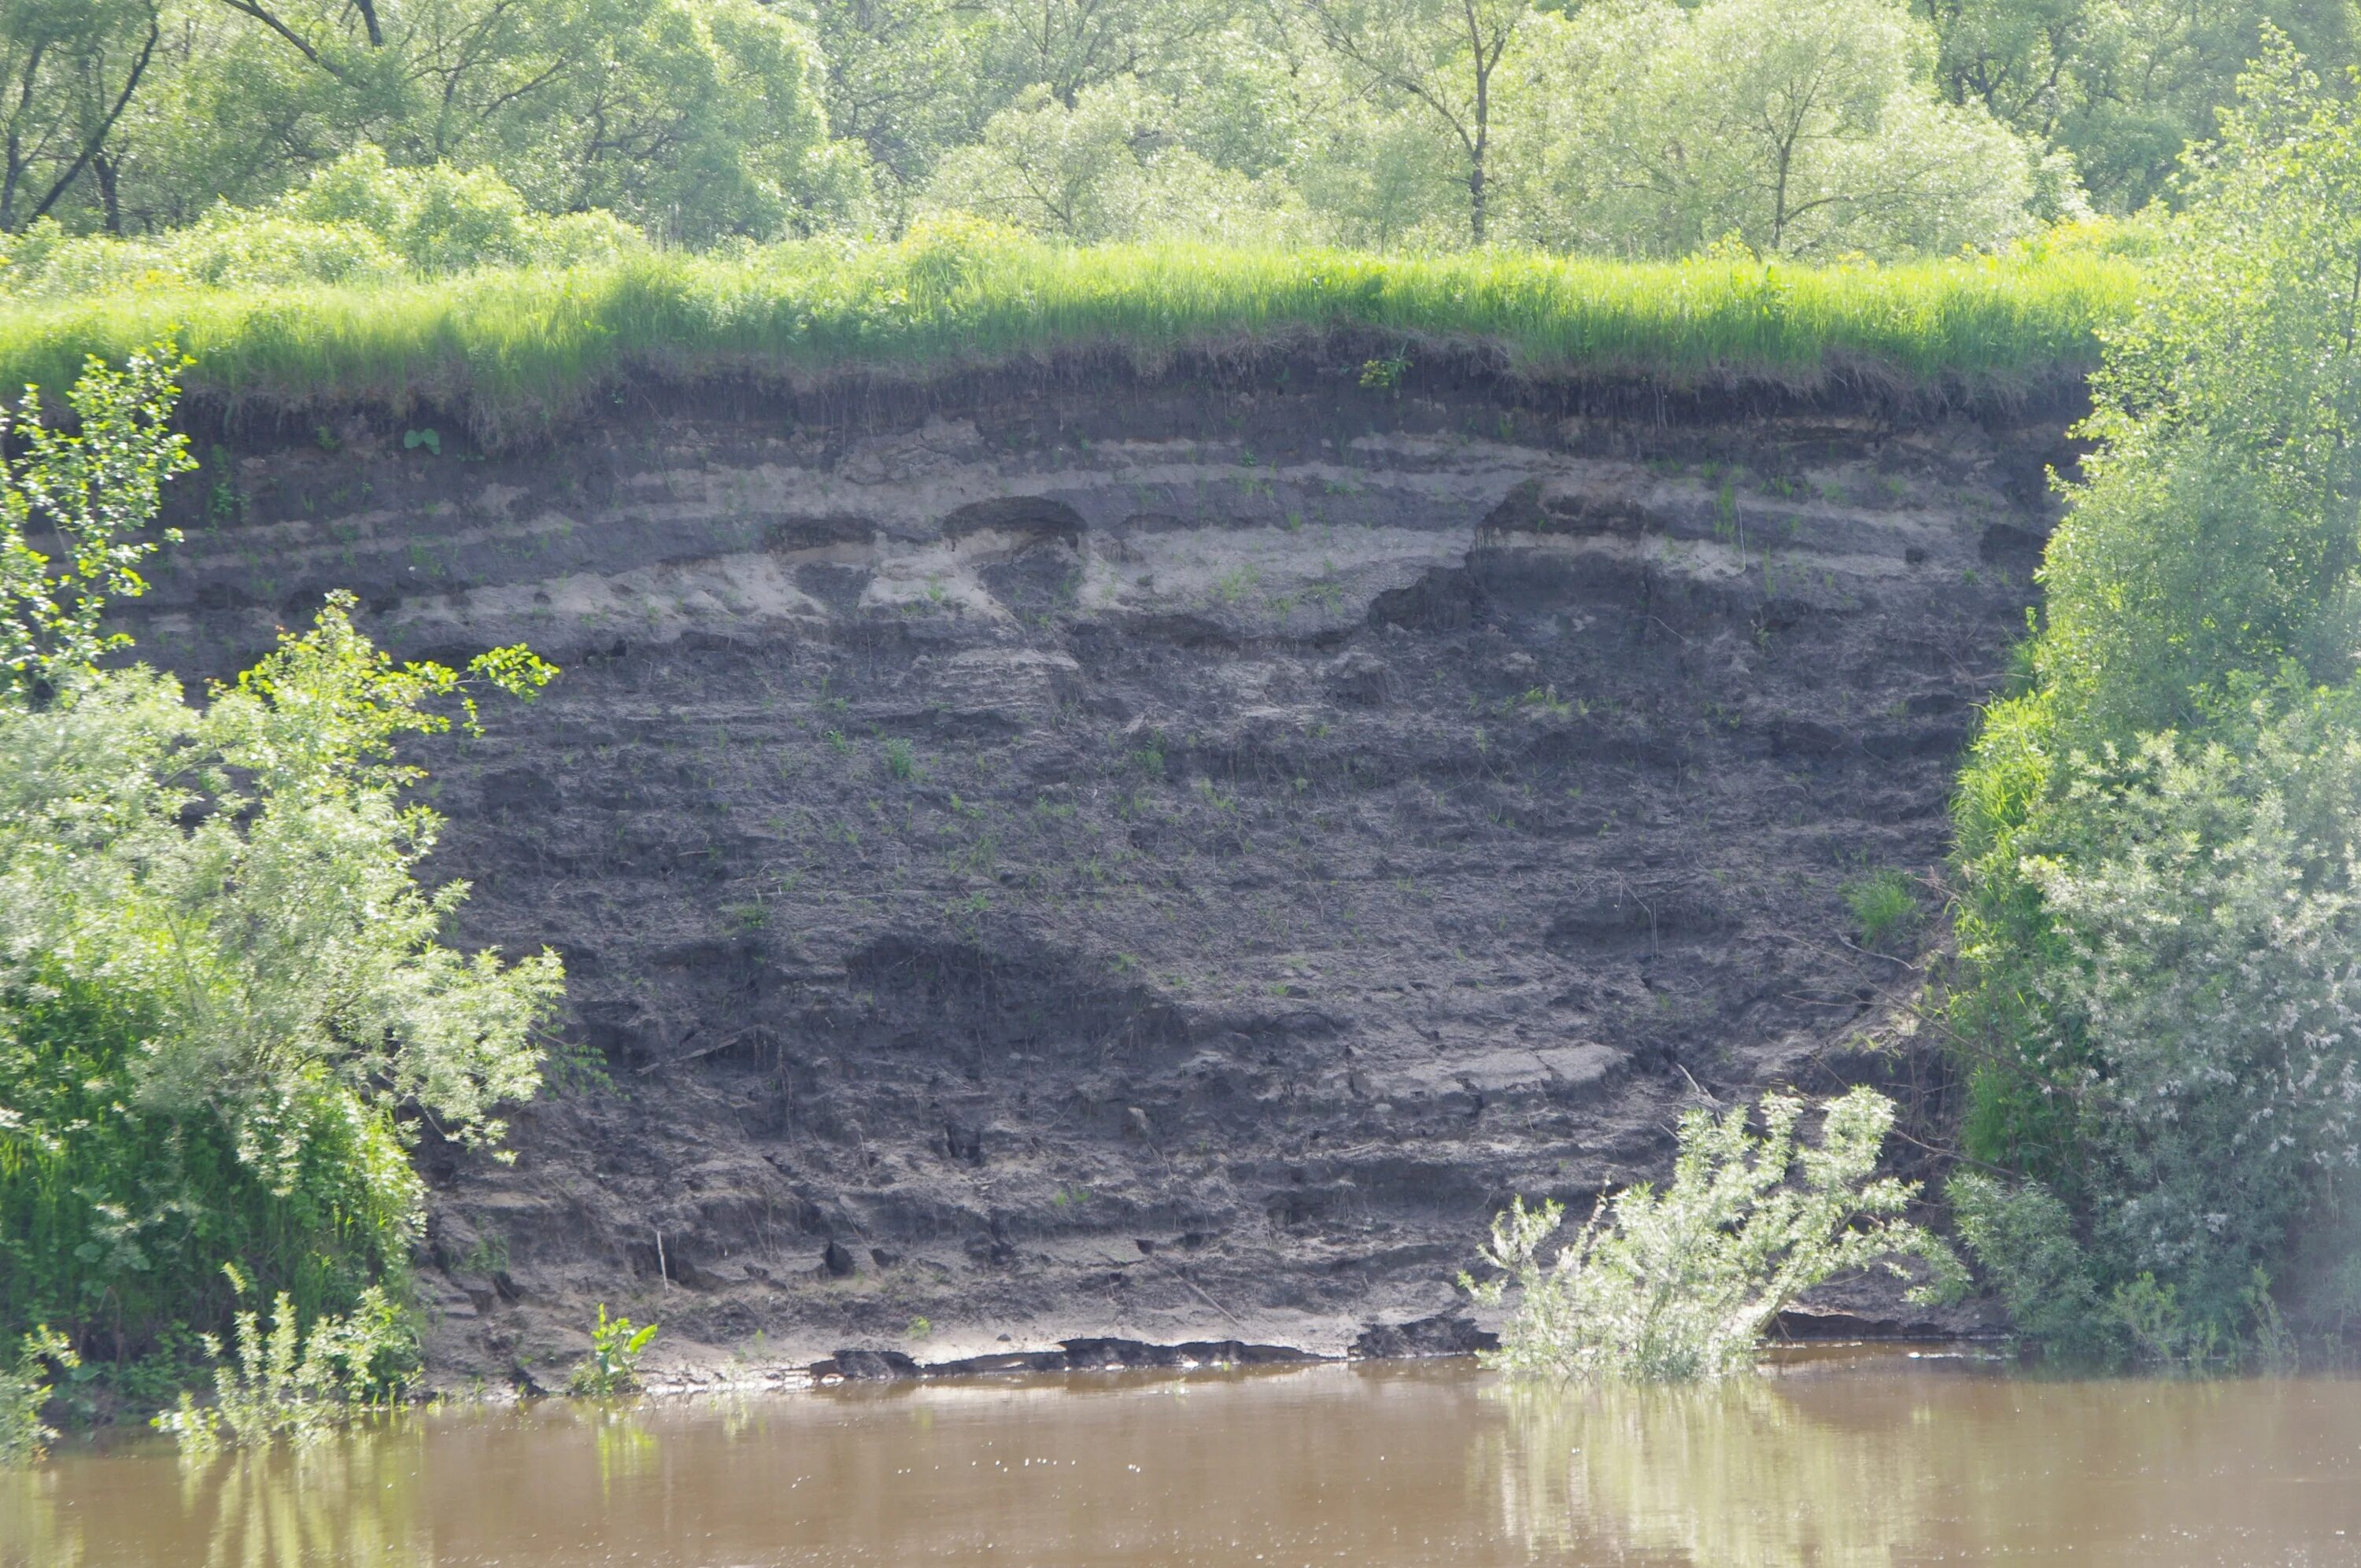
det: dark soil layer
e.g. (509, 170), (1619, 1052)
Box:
(127, 350), (2073, 1386)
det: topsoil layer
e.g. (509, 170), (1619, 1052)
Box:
(127, 348), (2075, 1387)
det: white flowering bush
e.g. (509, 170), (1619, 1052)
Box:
(1954, 682), (2361, 1345)
(1466, 1087), (1962, 1382)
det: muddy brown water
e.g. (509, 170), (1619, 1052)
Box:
(11, 1349), (2361, 1566)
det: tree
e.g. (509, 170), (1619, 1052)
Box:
(975, 0), (1232, 111)
(809, 0), (993, 216)
(922, 76), (1296, 243)
(2034, 35), (2361, 738)
(3, 0), (844, 242)
(1911, 0), (2360, 212)
(0, 0), (161, 233)
(1499, 0), (2037, 259)
(1950, 39), (2361, 1356)
(1295, 0), (1527, 243)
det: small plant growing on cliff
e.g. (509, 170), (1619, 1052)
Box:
(0, 1327), (76, 1465)
(1464, 1087), (1962, 1382)
(569, 1305), (659, 1396)
(1843, 869), (1919, 951)
(2, 341), (195, 692)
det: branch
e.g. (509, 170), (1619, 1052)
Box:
(27, 23), (159, 227)
(212, 0), (343, 77)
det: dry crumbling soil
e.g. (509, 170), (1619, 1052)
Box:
(131, 351), (2076, 1386)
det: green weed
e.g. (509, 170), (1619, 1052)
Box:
(567, 1304), (659, 1397)
(153, 1274), (415, 1453)
(0, 1329), (76, 1466)
(1843, 869), (1919, 951)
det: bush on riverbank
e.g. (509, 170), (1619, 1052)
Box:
(1469, 1088), (1960, 1381)
(1947, 36), (2361, 1360)
(0, 347), (563, 1385)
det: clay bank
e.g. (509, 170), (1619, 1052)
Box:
(127, 349), (2075, 1389)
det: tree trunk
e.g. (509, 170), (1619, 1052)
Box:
(1469, 63), (1489, 245)
(94, 151), (121, 233)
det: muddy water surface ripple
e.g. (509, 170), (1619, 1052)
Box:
(9, 1351), (2361, 1566)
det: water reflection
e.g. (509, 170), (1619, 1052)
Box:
(1482, 1356), (2356, 1566)
(13, 1356), (2361, 1566)
(0, 1467), (83, 1568)
(1485, 1370), (1954, 1565)
(182, 1439), (435, 1568)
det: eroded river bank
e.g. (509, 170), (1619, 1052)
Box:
(12, 1348), (2361, 1566)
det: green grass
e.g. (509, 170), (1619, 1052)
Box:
(1843, 869), (1922, 952)
(0, 230), (2138, 445)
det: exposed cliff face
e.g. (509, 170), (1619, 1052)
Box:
(133, 356), (2072, 1384)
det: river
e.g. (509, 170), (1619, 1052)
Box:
(8, 1348), (2361, 1566)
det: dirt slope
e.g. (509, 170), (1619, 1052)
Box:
(133, 353), (2073, 1386)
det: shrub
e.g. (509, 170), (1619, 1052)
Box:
(1954, 681), (2361, 1344)
(0, 346), (564, 1372)
(0, 340), (194, 692)
(1465, 1087), (1961, 1382)
(0, 610), (563, 1359)
(153, 1274), (413, 1452)
(0, 152), (650, 304)
(0, 1328), (75, 1466)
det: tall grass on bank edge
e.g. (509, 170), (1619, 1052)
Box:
(0, 231), (2138, 445)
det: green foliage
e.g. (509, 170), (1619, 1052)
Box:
(1465, 1088), (1962, 1382)
(0, 156), (650, 302)
(1917, 0), (2358, 212)
(153, 1274), (414, 1453)
(0, 340), (193, 694)
(1945, 1173), (2110, 1357)
(0, 975), (421, 1371)
(1958, 684), (2361, 1332)
(5, 0), (841, 246)
(922, 80), (1302, 245)
(1498, 0), (2042, 259)
(1949, 43), (2361, 1357)
(2035, 38), (2361, 741)
(0, 599), (563, 1356)
(0, 233), (2135, 448)
(1842, 869), (1919, 951)
(0, 0), (2348, 264)
(568, 1304), (659, 1396)
(0, 1327), (74, 1466)
(0, 348), (562, 1371)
